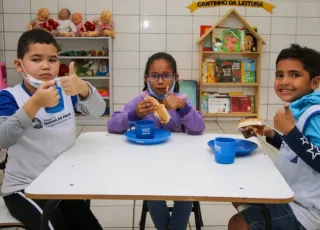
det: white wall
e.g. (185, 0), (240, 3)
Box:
(1, 0), (320, 120)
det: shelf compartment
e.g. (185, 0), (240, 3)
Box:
(202, 83), (258, 87)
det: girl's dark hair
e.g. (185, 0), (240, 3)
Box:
(276, 44), (320, 79)
(142, 52), (180, 93)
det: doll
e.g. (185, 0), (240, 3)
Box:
(28, 8), (50, 31)
(86, 10), (115, 38)
(52, 8), (77, 37)
(71, 13), (85, 37)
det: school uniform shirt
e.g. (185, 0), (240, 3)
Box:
(107, 90), (205, 135)
(0, 81), (105, 195)
(268, 92), (320, 230)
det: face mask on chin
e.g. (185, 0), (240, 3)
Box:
(19, 60), (57, 89)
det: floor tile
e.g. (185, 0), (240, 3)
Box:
(134, 205), (155, 228)
(91, 206), (134, 228)
(189, 205), (236, 227)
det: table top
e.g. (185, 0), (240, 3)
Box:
(25, 132), (294, 203)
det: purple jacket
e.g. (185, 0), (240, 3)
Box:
(107, 91), (205, 135)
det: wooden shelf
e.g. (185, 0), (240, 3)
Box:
(202, 82), (258, 87)
(59, 56), (109, 59)
(203, 113), (258, 117)
(203, 51), (260, 55)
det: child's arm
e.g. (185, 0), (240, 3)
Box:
(0, 81), (57, 149)
(70, 82), (106, 117)
(0, 91), (35, 149)
(265, 131), (283, 150)
(283, 116), (320, 173)
(177, 98), (205, 135)
(107, 97), (141, 134)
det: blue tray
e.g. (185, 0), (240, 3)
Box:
(125, 129), (171, 145)
(207, 139), (258, 156)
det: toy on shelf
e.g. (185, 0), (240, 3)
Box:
(97, 88), (109, 97)
(59, 47), (108, 57)
(28, 8), (59, 32)
(71, 13), (85, 37)
(58, 64), (69, 76)
(86, 10), (115, 38)
(52, 8), (77, 37)
(0, 62), (8, 90)
(74, 60), (109, 77)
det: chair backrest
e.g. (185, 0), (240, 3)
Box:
(178, 80), (198, 110)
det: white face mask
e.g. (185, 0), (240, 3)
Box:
(19, 61), (57, 88)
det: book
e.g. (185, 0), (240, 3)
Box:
(230, 96), (253, 113)
(245, 27), (258, 52)
(242, 60), (256, 83)
(216, 60), (242, 82)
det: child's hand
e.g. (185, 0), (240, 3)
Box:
(32, 81), (60, 108)
(60, 62), (89, 97)
(136, 99), (156, 118)
(274, 104), (295, 135)
(242, 126), (275, 139)
(163, 86), (185, 110)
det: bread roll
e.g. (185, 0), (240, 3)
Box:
(237, 118), (265, 136)
(144, 96), (171, 124)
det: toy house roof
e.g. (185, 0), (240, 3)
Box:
(196, 8), (266, 45)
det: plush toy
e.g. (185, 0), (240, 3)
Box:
(52, 8), (77, 37)
(86, 10), (115, 38)
(58, 64), (69, 76)
(28, 8), (50, 31)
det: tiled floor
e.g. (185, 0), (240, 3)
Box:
(0, 121), (279, 230)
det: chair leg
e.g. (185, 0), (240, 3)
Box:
(139, 201), (148, 230)
(86, 200), (91, 207)
(198, 203), (204, 226)
(193, 202), (202, 230)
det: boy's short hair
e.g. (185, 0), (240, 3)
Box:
(276, 44), (320, 79)
(17, 29), (60, 59)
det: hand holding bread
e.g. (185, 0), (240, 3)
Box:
(136, 99), (157, 118)
(144, 96), (171, 124)
(237, 118), (275, 139)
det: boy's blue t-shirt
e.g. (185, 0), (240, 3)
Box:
(290, 91), (320, 146)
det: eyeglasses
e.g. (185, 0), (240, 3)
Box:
(147, 72), (175, 82)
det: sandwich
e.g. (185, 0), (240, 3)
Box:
(144, 96), (171, 124)
(237, 118), (265, 136)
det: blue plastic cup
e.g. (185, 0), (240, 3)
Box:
(45, 85), (64, 114)
(129, 120), (155, 139)
(214, 137), (237, 164)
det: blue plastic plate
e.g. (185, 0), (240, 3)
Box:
(207, 139), (258, 156)
(124, 129), (171, 145)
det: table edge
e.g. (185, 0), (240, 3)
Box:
(24, 193), (294, 204)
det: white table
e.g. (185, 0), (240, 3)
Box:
(25, 132), (293, 204)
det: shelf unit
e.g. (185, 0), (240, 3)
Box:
(55, 37), (113, 125)
(196, 9), (266, 119)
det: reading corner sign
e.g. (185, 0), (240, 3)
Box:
(187, 0), (275, 14)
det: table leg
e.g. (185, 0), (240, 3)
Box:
(41, 200), (61, 230)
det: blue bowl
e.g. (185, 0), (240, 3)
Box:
(207, 139), (258, 156)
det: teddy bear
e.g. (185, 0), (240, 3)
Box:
(86, 10), (115, 38)
(52, 8), (77, 37)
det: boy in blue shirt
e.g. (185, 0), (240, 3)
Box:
(229, 44), (320, 230)
(0, 29), (105, 229)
